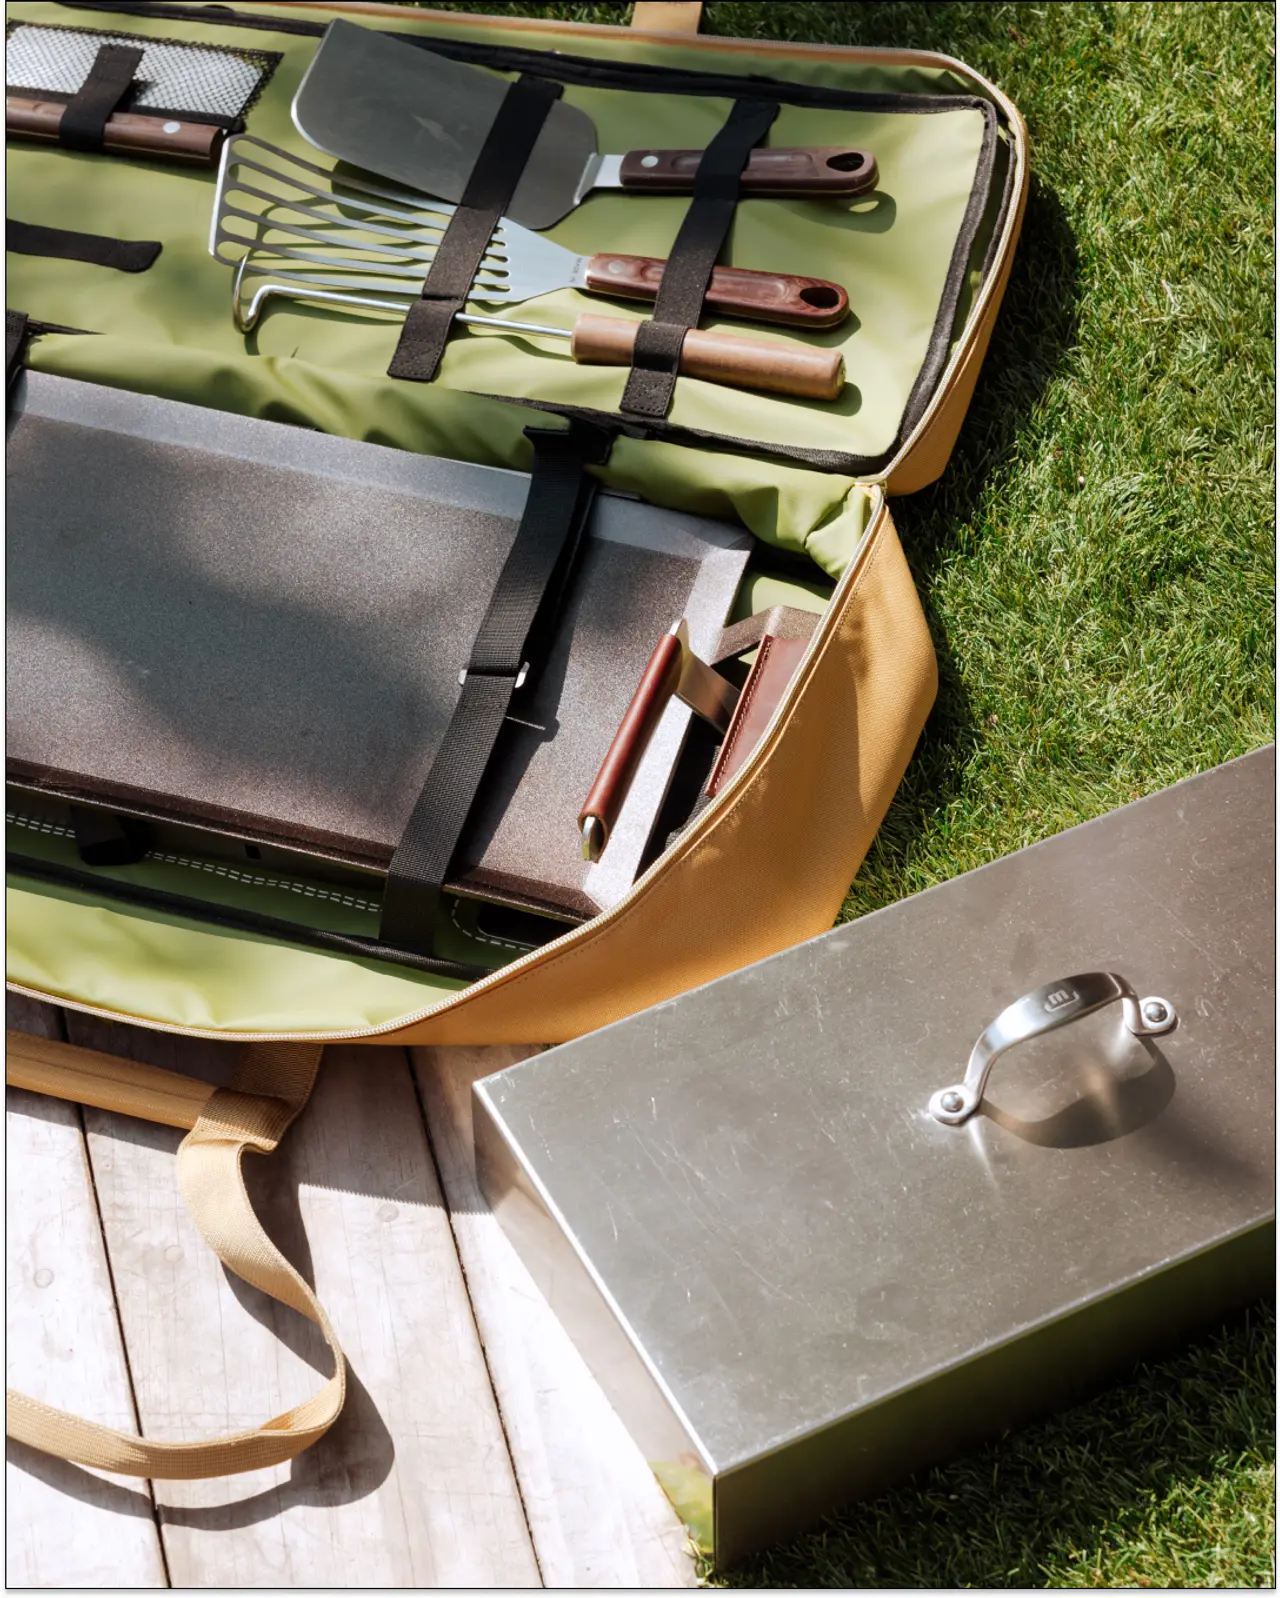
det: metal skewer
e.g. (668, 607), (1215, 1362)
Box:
(229, 263), (845, 401)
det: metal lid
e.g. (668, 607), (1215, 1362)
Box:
(476, 749), (1275, 1472)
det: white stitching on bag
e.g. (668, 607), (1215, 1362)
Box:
(6, 809), (546, 951)
(6, 808), (381, 913)
(449, 896), (532, 953)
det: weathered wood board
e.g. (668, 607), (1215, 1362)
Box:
(6, 996), (168, 1589)
(8, 1010), (697, 1588)
(59, 1017), (541, 1588)
(412, 1044), (699, 1589)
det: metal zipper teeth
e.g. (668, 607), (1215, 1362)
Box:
(7, 491), (886, 1044)
(874, 117), (1027, 487)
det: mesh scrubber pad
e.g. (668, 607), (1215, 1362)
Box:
(6, 21), (281, 126)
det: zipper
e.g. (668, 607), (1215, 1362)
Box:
(874, 117), (1027, 487)
(7, 490), (887, 1045)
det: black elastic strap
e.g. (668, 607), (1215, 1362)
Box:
(57, 1), (327, 33)
(6, 851), (488, 981)
(58, 41), (143, 152)
(8, 218), (161, 273)
(621, 97), (780, 420)
(69, 806), (153, 867)
(379, 422), (609, 953)
(6, 311), (30, 387)
(388, 73), (563, 384)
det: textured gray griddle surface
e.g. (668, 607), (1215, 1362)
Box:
(7, 378), (747, 916)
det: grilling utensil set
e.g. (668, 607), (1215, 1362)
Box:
(214, 136), (850, 399)
(207, 23), (871, 400)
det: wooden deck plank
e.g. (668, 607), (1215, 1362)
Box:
(61, 1020), (540, 1589)
(6, 995), (64, 1038)
(411, 1044), (699, 1589)
(6, 997), (169, 1589)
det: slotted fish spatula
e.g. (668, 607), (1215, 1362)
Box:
(211, 136), (850, 328)
(292, 20), (878, 230)
(209, 140), (845, 399)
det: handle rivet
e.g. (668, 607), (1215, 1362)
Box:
(640, 154), (660, 168)
(1142, 1000), (1169, 1025)
(162, 121), (182, 134)
(940, 1091), (964, 1113)
(607, 260), (625, 274)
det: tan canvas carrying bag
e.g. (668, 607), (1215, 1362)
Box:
(6, 0), (1028, 1476)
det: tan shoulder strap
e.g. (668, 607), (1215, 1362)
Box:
(631, 2), (703, 34)
(6, 1032), (345, 1478)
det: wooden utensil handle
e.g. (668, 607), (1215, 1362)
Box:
(6, 96), (223, 164)
(618, 146), (878, 198)
(584, 255), (849, 328)
(579, 629), (684, 857)
(570, 314), (845, 400)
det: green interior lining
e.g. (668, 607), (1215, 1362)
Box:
(223, 94), (990, 461)
(9, 1), (997, 488)
(5, 871), (461, 1033)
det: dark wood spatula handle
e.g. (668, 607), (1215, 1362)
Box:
(617, 146), (878, 198)
(583, 254), (849, 328)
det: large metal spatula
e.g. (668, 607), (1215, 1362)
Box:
(293, 20), (878, 230)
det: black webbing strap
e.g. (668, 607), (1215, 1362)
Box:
(6, 311), (30, 387)
(620, 97), (780, 420)
(8, 219), (161, 272)
(387, 73), (563, 384)
(58, 41), (143, 152)
(379, 421), (609, 954)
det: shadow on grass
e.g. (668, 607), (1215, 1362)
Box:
(841, 176), (1082, 915)
(715, 1299), (1276, 1589)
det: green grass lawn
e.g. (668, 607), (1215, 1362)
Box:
(405, 0), (1276, 1584)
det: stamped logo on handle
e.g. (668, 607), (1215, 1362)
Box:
(930, 973), (1177, 1125)
(1043, 986), (1079, 1012)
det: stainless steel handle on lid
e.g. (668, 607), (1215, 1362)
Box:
(929, 972), (1177, 1126)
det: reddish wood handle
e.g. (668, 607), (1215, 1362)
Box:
(570, 313), (845, 401)
(618, 146), (878, 198)
(706, 635), (809, 797)
(583, 255), (848, 328)
(579, 630), (683, 857)
(6, 97), (223, 165)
